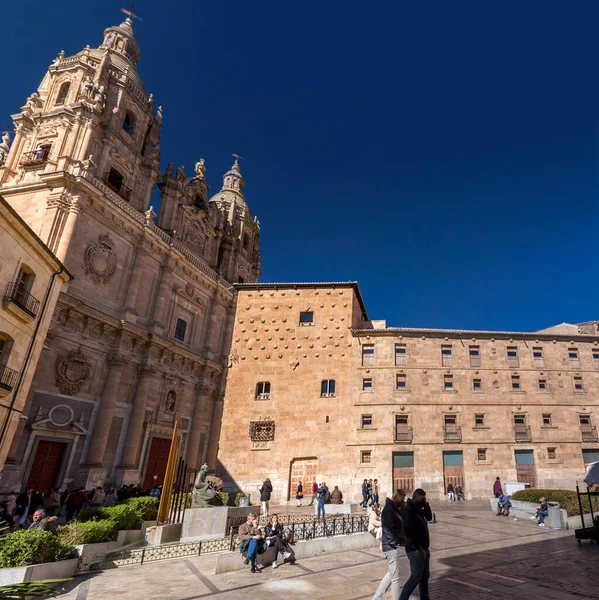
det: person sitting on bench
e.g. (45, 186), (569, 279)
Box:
(496, 494), (511, 516)
(265, 514), (291, 569)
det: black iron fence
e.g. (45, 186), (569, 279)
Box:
(3, 282), (40, 318)
(0, 364), (18, 392)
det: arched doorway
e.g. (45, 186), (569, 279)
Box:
(288, 457), (318, 500)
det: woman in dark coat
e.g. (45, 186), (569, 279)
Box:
(260, 478), (273, 518)
(296, 482), (303, 507)
(265, 514), (290, 569)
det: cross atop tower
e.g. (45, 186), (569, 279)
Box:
(121, 4), (142, 20)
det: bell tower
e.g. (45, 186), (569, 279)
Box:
(0, 16), (162, 260)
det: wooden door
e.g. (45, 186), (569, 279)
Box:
(443, 451), (464, 492)
(27, 440), (67, 491)
(143, 437), (172, 490)
(514, 450), (536, 488)
(288, 458), (318, 500)
(392, 452), (414, 495)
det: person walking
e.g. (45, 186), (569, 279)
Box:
(317, 482), (328, 520)
(368, 502), (382, 541)
(446, 483), (455, 502)
(370, 479), (379, 506)
(295, 482), (303, 507)
(238, 513), (263, 573)
(493, 477), (503, 498)
(399, 489), (433, 600)
(372, 489), (406, 600)
(530, 497), (549, 526)
(265, 514), (291, 568)
(260, 478), (273, 519)
(360, 479), (369, 509)
(308, 480), (318, 506)
(104, 488), (118, 506)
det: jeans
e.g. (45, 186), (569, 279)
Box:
(372, 547), (402, 600)
(247, 538), (258, 567)
(370, 494), (379, 507)
(536, 510), (548, 524)
(360, 493), (369, 508)
(399, 548), (430, 600)
(317, 498), (325, 519)
(269, 535), (285, 560)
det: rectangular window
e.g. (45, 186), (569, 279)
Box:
(583, 449), (599, 465)
(360, 450), (372, 464)
(579, 415), (591, 426)
(473, 378), (481, 391)
(396, 415), (408, 426)
(362, 345), (375, 367)
(532, 347), (544, 367)
(477, 448), (487, 461)
(538, 379), (547, 390)
(593, 350), (599, 369)
(396, 374), (407, 389)
(568, 348), (580, 368)
(507, 347), (519, 368)
(441, 345), (453, 367)
(469, 345), (481, 367)
(547, 447), (557, 460)
(362, 378), (373, 391)
(511, 375), (521, 390)
(444, 414), (457, 426)
(299, 311), (314, 325)
(174, 318), (187, 342)
(514, 449), (534, 465)
(475, 414), (485, 427)
(395, 344), (407, 366)
(321, 379), (336, 397)
(574, 376), (584, 392)
(514, 414), (526, 425)
(443, 375), (453, 390)
(255, 381), (271, 399)
(361, 415), (373, 428)
(542, 413), (552, 426)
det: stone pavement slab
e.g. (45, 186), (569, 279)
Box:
(57, 501), (599, 599)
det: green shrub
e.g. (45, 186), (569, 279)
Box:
(77, 503), (139, 530)
(219, 492), (229, 506)
(511, 489), (599, 517)
(235, 493), (247, 507)
(57, 520), (118, 545)
(125, 497), (158, 521)
(0, 579), (70, 599)
(0, 530), (77, 568)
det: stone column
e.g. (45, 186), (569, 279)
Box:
(53, 202), (80, 261)
(122, 246), (146, 321)
(119, 367), (155, 468)
(185, 384), (214, 470)
(150, 262), (172, 333)
(205, 397), (224, 470)
(85, 356), (126, 466)
(1, 126), (25, 175)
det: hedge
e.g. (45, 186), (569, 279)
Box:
(511, 489), (599, 517)
(77, 503), (139, 530)
(124, 496), (158, 521)
(57, 520), (118, 545)
(0, 530), (77, 568)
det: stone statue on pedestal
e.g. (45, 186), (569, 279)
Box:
(190, 463), (224, 508)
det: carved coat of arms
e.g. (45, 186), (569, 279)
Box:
(84, 233), (117, 284)
(55, 348), (91, 395)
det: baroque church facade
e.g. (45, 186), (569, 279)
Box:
(0, 17), (260, 492)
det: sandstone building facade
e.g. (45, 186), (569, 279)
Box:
(0, 196), (72, 471)
(217, 282), (599, 502)
(0, 17), (260, 492)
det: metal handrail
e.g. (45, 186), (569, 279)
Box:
(0, 364), (18, 392)
(3, 281), (40, 318)
(581, 426), (598, 442)
(514, 425), (532, 442)
(20, 150), (49, 166)
(394, 427), (414, 443)
(443, 425), (462, 442)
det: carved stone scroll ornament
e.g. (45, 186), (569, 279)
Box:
(84, 233), (117, 284)
(55, 348), (91, 395)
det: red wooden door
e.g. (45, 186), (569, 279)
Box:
(27, 441), (67, 491)
(516, 465), (536, 488)
(289, 458), (318, 500)
(143, 437), (172, 489)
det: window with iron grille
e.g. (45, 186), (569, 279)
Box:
(538, 379), (547, 390)
(542, 413), (552, 426)
(475, 414), (485, 427)
(255, 381), (271, 399)
(579, 415), (591, 426)
(249, 420), (275, 442)
(321, 379), (336, 397)
(573, 376), (584, 392)
(568, 348), (580, 368)
(362, 378), (373, 391)
(441, 345), (453, 367)
(396, 374), (407, 390)
(477, 448), (487, 461)
(174, 318), (187, 342)
(360, 450), (372, 464)
(514, 414), (526, 425)
(395, 344), (407, 366)
(593, 350), (599, 370)
(507, 347), (519, 368)
(362, 345), (375, 367)
(299, 311), (313, 325)
(511, 375), (521, 390)
(443, 375), (453, 390)
(532, 347), (544, 367)
(469, 346), (480, 367)
(473, 378), (481, 391)
(547, 447), (557, 460)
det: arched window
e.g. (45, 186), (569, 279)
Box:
(123, 112), (135, 135)
(165, 390), (177, 412)
(55, 82), (70, 105)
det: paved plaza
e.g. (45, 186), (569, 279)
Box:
(60, 501), (599, 600)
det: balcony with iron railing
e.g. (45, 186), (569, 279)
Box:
(443, 424), (462, 443)
(3, 282), (40, 318)
(394, 426), (413, 444)
(0, 364), (18, 393)
(20, 149), (49, 167)
(103, 171), (132, 200)
(581, 425), (598, 443)
(514, 424), (532, 442)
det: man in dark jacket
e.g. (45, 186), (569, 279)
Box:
(360, 479), (369, 509)
(259, 478), (273, 518)
(399, 489), (433, 600)
(372, 489), (406, 600)
(15, 488), (43, 526)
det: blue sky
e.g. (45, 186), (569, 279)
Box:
(2, 1), (598, 331)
